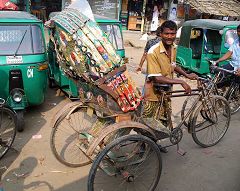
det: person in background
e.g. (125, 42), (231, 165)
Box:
(215, 24), (240, 76)
(136, 26), (161, 72)
(150, 3), (160, 33)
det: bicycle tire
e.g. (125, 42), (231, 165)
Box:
(181, 96), (199, 128)
(225, 84), (240, 114)
(88, 134), (162, 191)
(191, 95), (230, 147)
(0, 107), (17, 159)
(50, 106), (101, 167)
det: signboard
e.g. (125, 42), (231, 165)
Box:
(88, 0), (118, 19)
(6, 56), (23, 64)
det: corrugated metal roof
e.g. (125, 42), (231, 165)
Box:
(185, 0), (240, 17)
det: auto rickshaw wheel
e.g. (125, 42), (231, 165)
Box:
(48, 77), (56, 88)
(16, 110), (25, 132)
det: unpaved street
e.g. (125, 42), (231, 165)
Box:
(1, 31), (240, 191)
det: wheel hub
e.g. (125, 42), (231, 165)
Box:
(127, 175), (134, 182)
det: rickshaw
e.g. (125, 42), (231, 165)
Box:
(177, 19), (240, 75)
(0, 11), (48, 131)
(47, 9), (231, 190)
(47, 13), (127, 98)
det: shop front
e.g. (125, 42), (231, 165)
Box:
(120, 0), (171, 32)
(10, 0), (62, 22)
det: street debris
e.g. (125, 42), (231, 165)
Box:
(32, 134), (42, 139)
(202, 149), (213, 155)
(33, 173), (44, 178)
(50, 170), (73, 174)
(13, 172), (29, 179)
(38, 157), (45, 166)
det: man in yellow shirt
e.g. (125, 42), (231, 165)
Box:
(143, 20), (197, 151)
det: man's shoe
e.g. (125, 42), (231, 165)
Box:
(158, 145), (168, 153)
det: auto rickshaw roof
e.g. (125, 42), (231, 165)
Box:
(0, 11), (41, 23)
(179, 19), (240, 48)
(182, 19), (240, 30)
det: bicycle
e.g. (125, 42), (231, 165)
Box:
(0, 98), (17, 159)
(181, 61), (240, 126)
(213, 65), (240, 114)
(87, 78), (231, 191)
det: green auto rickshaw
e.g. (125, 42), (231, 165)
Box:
(47, 13), (127, 98)
(177, 19), (240, 75)
(0, 11), (48, 131)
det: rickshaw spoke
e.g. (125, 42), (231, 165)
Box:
(88, 135), (162, 191)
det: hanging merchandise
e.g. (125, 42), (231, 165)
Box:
(46, 7), (142, 113)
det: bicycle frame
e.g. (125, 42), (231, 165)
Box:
(154, 76), (224, 147)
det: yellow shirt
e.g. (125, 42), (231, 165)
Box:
(144, 41), (177, 101)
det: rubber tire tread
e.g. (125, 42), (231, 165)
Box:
(87, 134), (162, 191)
(181, 96), (199, 128)
(0, 107), (17, 159)
(225, 84), (240, 114)
(191, 95), (230, 148)
(50, 106), (91, 167)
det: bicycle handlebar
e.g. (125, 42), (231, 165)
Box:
(207, 59), (236, 75)
(210, 65), (235, 74)
(197, 76), (210, 82)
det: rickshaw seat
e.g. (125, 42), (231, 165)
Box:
(190, 38), (202, 59)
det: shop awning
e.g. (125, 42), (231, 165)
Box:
(185, 0), (240, 17)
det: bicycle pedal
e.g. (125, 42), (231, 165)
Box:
(177, 148), (187, 156)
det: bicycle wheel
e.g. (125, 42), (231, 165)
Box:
(225, 84), (240, 114)
(0, 107), (17, 159)
(50, 106), (109, 167)
(88, 134), (162, 191)
(191, 95), (230, 147)
(181, 96), (199, 128)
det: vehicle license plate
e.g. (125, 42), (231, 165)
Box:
(6, 56), (23, 64)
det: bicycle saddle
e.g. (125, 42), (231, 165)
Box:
(153, 83), (172, 92)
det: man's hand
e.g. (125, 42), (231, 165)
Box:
(181, 81), (191, 94)
(136, 66), (142, 73)
(236, 68), (240, 76)
(186, 73), (198, 80)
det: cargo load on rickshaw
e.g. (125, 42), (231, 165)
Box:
(46, 6), (142, 113)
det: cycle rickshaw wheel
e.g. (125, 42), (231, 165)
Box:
(88, 134), (162, 191)
(0, 107), (17, 159)
(191, 95), (230, 147)
(50, 106), (108, 167)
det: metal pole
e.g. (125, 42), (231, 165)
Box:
(141, 0), (147, 33)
